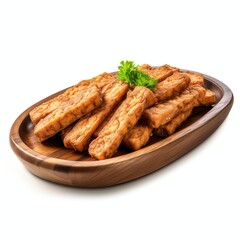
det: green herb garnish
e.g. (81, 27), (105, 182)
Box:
(117, 60), (157, 91)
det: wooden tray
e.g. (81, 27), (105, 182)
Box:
(10, 71), (233, 187)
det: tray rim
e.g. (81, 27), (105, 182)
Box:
(10, 70), (234, 170)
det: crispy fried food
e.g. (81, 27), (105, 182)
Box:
(34, 84), (103, 142)
(120, 72), (191, 151)
(200, 89), (216, 105)
(154, 108), (193, 137)
(29, 72), (115, 125)
(154, 72), (190, 101)
(139, 64), (179, 82)
(30, 62), (217, 156)
(63, 80), (129, 151)
(144, 84), (206, 128)
(122, 122), (153, 151)
(154, 87), (216, 137)
(184, 71), (204, 86)
(29, 80), (92, 125)
(93, 103), (119, 138)
(60, 124), (75, 147)
(92, 72), (117, 89)
(88, 86), (156, 160)
(138, 64), (152, 71)
(122, 76), (206, 150)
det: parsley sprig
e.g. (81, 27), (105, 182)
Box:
(117, 60), (157, 91)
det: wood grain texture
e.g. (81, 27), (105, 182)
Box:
(9, 70), (234, 187)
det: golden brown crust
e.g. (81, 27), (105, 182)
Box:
(139, 64), (179, 82)
(88, 86), (156, 160)
(154, 72), (190, 101)
(29, 80), (92, 125)
(144, 85), (206, 128)
(63, 80), (129, 151)
(30, 63), (217, 156)
(60, 124), (75, 148)
(29, 73), (115, 125)
(138, 64), (153, 71)
(93, 103), (120, 138)
(153, 85), (215, 137)
(34, 84), (103, 142)
(154, 108), (193, 137)
(184, 71), (204, 86)
(122, 122), (153, 151)
(200, 89), (216, 105)
(92, 72), (117, 89)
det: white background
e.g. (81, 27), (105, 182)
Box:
(1, 0), (239, 239)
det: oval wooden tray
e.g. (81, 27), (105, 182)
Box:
(10, 71), (233, 187)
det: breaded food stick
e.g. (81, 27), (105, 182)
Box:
(88, 86), (156, 160)
(60, 123), (74, 143)
(154, 87), (216, 137)
(154, 72), (190, 101)
(34, 84), (102, 142)
(184, 71), (204, 86)
(200, 89), (216, 105)
(93, 104), (119, 138)
(121, 73), (190, 150)
(154, 108), (193, 137)
(93, 72), (118, 89)
(29, 72), (115, 125)
(63, 80), (129, 151)
(144, 85), (206, 128)
(124, 85), (216, 147)
(29, 80), (91, 125)
(139, 64), (179, 82)
(122, 122), (153, 151)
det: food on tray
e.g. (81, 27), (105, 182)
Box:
(29, 61), (216, 160)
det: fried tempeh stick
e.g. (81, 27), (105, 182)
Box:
(34, 84), (103, 142)
(123, 84), (216, 148)
(121, 73), (190, 150)
(91, 95), (124, 138)
(29, 80), (91, 125)
(154, 72), (190, 101)
(154, 86), (216, 136)
(29, 72), (115, 125)
(90, 64), (176, 139)
(63, 80), (129, 151)
(60, 123), (74, 143)
(88, 86), (156, 160)
(139, 64), (179, 82)
(184, 71), (204, 86)
(154, 108), (193, 137)
(143, 84), (206, 128)
(122, 122), (153, 151)
(200, 89), (216, 105)
(93, 104), (119, 138)
(92, 72), (117, 89)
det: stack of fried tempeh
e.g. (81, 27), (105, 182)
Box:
(29, 64), (216, 160)
(122, 70), (215, 151)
